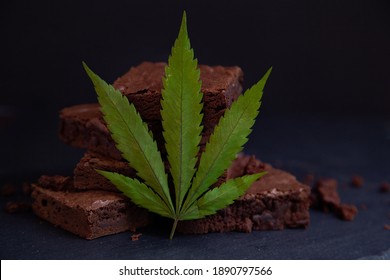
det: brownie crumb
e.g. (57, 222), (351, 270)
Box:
(379, 182), (390, 193)
(38, 175), (73, 191)
(227, 154), (267, 179)
(131, 233), (142, 241)
(244, 155), (267, 175)
(311, 178), (358, 221)
(1, 183), (16, 196)
(5, 201), (31, 213)
(384, 224), (390, 230)
(310, 178), (340, 212)
(350, 175), (364, 188)
(336, 204), (358, 221)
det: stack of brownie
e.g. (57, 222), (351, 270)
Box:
(31, 62), (311, 239)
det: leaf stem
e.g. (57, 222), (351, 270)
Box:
(169, 218), (179, 240)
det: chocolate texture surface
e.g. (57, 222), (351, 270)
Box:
(31, 180), (152, 240)
(59, 62), (243, 159)
(177, 155), (311, 234)
(113, 62), (243, 121)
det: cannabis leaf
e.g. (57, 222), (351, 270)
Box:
(82, 62), (174, 215)
(160, 13), (203, 217)
(181, 67), (272, 215)
(83, 11), (271, 239)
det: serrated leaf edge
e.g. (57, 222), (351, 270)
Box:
(181, 68), (272, 214)
(83, 62), (174, 214)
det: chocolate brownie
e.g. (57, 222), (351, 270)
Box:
(59, 62), (242, 159)
(74, 151), (226, 192)
(31, 154), (310, 238)
(74, 152), (137, 192)
(177, 155), (311, 234)
(59, 103), (209, 160)
(59, 104), (124, 160)
(31, 179), (152, 240)
(113, 62), (243, 121)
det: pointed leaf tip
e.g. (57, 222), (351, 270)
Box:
(82, 61), (90, 73)
(82, 61), (96, 82)
(182, 11), (187, 24)
(161, 7), (203, 215)
(264, 66), (272, 80)
(260, 67), (272, 87)
(180, 11), (187, 34)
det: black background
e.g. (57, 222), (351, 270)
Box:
(1, 0), (390, 176)
(1, 0), (390, 260)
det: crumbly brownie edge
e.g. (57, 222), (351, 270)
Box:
(73, 152), (135, 192)
(176, 185), (310, 234)
(74, 151), (223, 192)
(113, 62), (244, 121)
(31, 185), (152, 239)
(59, 105), (122, 159)
(59, 104), (210, 159)
(177, 155), (310, 234)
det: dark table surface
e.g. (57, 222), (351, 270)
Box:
(1, 115), (389, 259)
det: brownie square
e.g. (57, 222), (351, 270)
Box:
(73, 152), (137, 192)
(31, 155), (310, 238)
(59, 103), (125, 160)
(59, 103), (209, 160)
(60, 62), (243, 159)
(177, 155), (311, 234)
(31, 180), (152, 240)
(73, 151), (225, 193)
(113, 62), (243, 121)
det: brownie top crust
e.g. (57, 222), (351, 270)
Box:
(228, 154), (309, 195)
(60, 103), (102, 126)
(113, 61), (243, 97)
(32, 185), (127, 211)
(59, 62), (244, 157)
(247, 168), (307, 194)
(111, 62), (243, 120)
(60, 103), (101, 120)
(177, 155), (311, 234)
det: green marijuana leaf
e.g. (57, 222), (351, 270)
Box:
(82, 62), (174, 215)
(160, 12), (203, 228)
(83, 11), (271, 239)
(181, 67), (272, 215)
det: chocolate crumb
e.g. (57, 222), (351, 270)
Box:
(350, 175), (364, 188)
(311, 178), (358, 221)
(379, 182), (390, 193)
(5, 201), (31, 213)
(336, 204), (358, 221)
(310, 178), (340, 212)
(38, 175), (73, 191)
(384, 224), (390, 230)
(1, 183), (16, 196)
(244, 155), (267, 175)
(131, 233), (142, 241)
